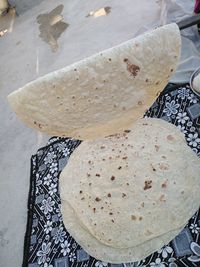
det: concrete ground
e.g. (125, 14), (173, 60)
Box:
(0, 0), (198, 266)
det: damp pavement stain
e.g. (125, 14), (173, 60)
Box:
(37, 4), (69, 53)
(0, 7), (16, 36)
(0, 0), (9, 16)
(0, 28), (8, 36)
(86, 6), (111, 18)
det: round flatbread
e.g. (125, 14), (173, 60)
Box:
(61, 198), (184, 263)
(7, 23), (181, 140)
(60, 118), (200, 263)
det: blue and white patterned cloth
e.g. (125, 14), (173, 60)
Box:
(23, 83), (200, 267)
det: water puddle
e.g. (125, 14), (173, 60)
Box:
(0, 7), (16, 37)
(37, 4), (69, 53)
(86, 6), (111, 18)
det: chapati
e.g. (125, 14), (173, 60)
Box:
(60, 118), (200, 263)
(7, 24), (181, 140)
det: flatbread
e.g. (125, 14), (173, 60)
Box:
(61, 198), (184, 263)
(60, 118), (200, 263)
(193, 73), (200, 93)
(7, 23), (181, 140)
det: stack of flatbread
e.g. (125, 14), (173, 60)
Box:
(60, 118), (200, 263)
(7, 23), (200, 263)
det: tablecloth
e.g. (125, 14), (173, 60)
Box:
(23, 83), (200, 267)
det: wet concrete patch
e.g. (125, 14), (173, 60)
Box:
(0, 7), (16, 36)
(86, 6), (111, 18)
(0, 28), (8, 36)
(37, 4), (69, 52)
(0, 0), (8, 16)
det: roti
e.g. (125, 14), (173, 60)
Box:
(59, 118), (200, 263)
(61, 198), (184, 263)
(7, 23), (181, 140)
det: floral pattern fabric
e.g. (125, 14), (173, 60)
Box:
(23, 84), (200, 267)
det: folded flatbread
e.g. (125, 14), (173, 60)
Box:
(8, 23), (181, 140)
(60, 118), (200, 263)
